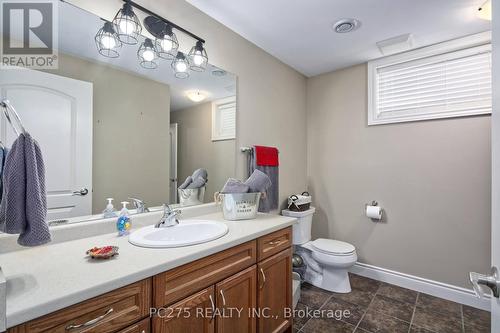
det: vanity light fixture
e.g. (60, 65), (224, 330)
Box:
(186, 91), (207, 103)
(155, 25), (179, 60)
(477, 0), (491, 20)
(188, 41), (208, 72)
(172, 52), (190, 79)
(138, 38), (158, 69)
(96, 0), (208, 77)
(95, 21), (121, 58)
(113, 1), (142, 45)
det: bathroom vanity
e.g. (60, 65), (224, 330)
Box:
(1, 207), (295, 333)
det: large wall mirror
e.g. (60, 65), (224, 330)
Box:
(0, 2), (237, 223)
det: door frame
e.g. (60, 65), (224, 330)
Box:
(170, 123), (178, 204)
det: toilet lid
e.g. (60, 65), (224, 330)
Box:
(311, 239), (355, 255)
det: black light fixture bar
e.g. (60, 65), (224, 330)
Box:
(122, 0), (205, 44)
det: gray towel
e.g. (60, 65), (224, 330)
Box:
(0, 133), (50, 246)
(178, 176), (192, 189)
(192, 168), (208, 181)
(0, 147), (7, 203)
(221, 178), (249, 193)
(248, 149), (279, 212)
(245, 170), (272, 193)
(186, 176), (207, 189)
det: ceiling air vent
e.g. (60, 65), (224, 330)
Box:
(333, 18), (361, 33)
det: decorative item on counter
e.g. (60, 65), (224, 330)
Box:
(288, 192), (312, 212)
(102, 198), (117, 218)
(216, 170), (272, 221)
(116, 201), (132, 236)
(178, 168), (208, 206)
(215, 192), (263, 221)
(86, 246), (119, 259)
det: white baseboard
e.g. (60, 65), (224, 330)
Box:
(350, 262), (491, 311)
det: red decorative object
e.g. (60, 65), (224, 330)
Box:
(254, 146), (279, 166)
(86, 246), (119, 259)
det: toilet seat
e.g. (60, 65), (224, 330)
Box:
(311, 238), (355, 256)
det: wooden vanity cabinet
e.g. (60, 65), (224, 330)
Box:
(8, 227), (293, 333)
(153, 266), (258, 333)
(257, 249), (293, 333)
(152, 286), (215, 333)
(215, 266), (257, 333)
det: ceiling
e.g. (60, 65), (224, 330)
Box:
(58, 2), (236, 111)
(186, 0), (491, 77)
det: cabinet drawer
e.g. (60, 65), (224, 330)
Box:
(23, 279), (151, 333)
(117, 318), (150, 333)
(257, 227), (292, 261)
(154, 241), (256, 307)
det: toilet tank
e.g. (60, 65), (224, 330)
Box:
(282, 207), (315, 245)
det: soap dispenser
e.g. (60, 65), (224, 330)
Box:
(103, 198), (117, 218)
(116, 201), (132, 236)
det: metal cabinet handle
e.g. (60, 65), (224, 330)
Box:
(65, 308), (113, 330)
(209, 294), (216, 322)
(260, 268), (266, 289)
(269, 239), (282, 246)
(219, 289), (227, 306)
(72, 188), (89, 196)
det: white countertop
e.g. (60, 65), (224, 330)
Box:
(0, 211), (296, 329)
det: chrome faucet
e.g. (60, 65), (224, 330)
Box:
(128, 197), (150, 214)
(155, 204), (181, 228)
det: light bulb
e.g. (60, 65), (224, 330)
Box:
(100, 35), (116, 49)
(142, 49), (155, 62)
(176, 61), (187, 72)
(193, 53), (205, 66)
(161, 38), (173, 52)
(119, 19), (136, 35)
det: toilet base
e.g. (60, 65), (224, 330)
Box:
(296, 242), (356, 294)
(320, 267), (351, 293)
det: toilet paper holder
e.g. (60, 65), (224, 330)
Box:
(365, 201), (383, 221)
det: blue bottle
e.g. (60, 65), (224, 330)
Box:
(117, 201), (132, 236)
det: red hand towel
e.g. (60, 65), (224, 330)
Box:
(254, 146), (279, 166)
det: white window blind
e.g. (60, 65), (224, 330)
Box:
(368, 34), (492, 125)
(212, 96), (236, 141)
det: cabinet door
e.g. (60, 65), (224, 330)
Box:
(257, 249), (292, 333)
(216, 266), (257, 333)
(153, 286), (215, 333)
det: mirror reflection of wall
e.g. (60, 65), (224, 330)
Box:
(170, 92), (236, 205)
(0, 1), (237, 222)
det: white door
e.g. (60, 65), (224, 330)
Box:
(0, 68), (93, 220)
(169, 123), (178, 204)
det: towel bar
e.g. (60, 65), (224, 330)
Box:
(240, 146), (280, 153)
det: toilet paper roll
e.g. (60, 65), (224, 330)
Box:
(366, 205), (382, 220)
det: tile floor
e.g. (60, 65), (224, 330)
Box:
(293, 273), (490, 333)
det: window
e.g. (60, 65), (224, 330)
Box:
(368, 32), (492, 125)
(212, 96), (236, 141)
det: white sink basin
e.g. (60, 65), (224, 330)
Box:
(129, 220), (229, 248)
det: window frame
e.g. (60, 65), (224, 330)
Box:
(367, 31), (492, 126)
(211, 96), (236, 141)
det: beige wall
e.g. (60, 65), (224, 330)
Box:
(171, 101), (235, 202)
(48, 53), (170, 213)
(67, 0), (308, 211)
(306, 64), (491, 288)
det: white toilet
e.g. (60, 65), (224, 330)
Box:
(282, 207), (357, 293)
